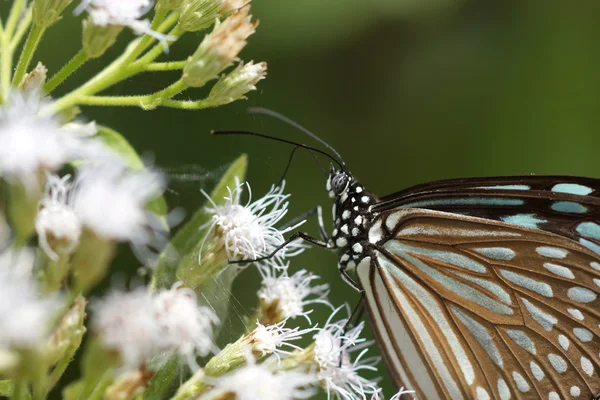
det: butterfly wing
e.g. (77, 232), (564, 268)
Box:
(358, 208), (600, 399)
(373, 176), (600, 254)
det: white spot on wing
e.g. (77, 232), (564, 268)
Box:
(500, 270), (553, 297)
(530, 361), (545, 381)
(548, 353), (567, 373)
(502, 213), (546, 229)
(506, 329), (536, 355)
(568, 287), (597, 303)
(452, 306), (503, 367)
(552, 183), (593, 196)
(512, 371), (530, 392)
(476, 387), (490, 400)
(573, 327), (593, 342)
(567, 308), (584, 320)
(521, 298), (557, 331)
(543, 263), (575, 279)
(497, 379), (510, 400)
(570, 386), (581, 397)
(558, 334), (569, 350)
(369, 220), (383, 243)
(581, 356), (594, 376)
(473, 247), (516, 261)
(536, 246), (568, 259)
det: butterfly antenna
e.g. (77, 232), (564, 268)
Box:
(247, 107), (346, 167)
(278, 146), (327, 186)
(210, 129), (344, 171)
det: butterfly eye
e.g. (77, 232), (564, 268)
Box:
(331, 172), (349, 195)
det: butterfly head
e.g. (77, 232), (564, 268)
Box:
(326, 165), (351, 199)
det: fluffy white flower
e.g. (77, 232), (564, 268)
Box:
(153, 282), (219, 368)
(76, 0), (153, 33)
(72, 163), (166, 264)
(75, 0), (174, 47)
(209, 356), (316, 400)
(250, 320), (315, 362)
(258, 266), (331, 322)
(0, 92), (82, 187)
(313, 309), (380, 400)
(94, 283), (219, 368)
(200, 179), (306, 267)
(36, 174), (82, 260)
(0, 252), (59, 348)
(370, 387), (415, 400)
(93, 288), (161, 367)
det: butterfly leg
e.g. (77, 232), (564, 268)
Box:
(339, 291), (366, 367)
(229, 231), (331, 265)
(279, 206), (329, 242)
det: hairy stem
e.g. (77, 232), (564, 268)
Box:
(44, 50), (89, 93)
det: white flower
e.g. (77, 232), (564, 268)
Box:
(76, 0), (174, 47)
(0, 92), (83, 187)
(313, 309), (380, 400)
(209, 355), (316, 400)
(370, 387), (415, 400)
(36, 174), (82, 260)
(153, 282), (219, 368)
(0, 255), (59, 348)
(94, 283), (219, 368)
(200, 179), (306, 267)
(76, 0), (153, 33)
(258, 266), (331, 322)
(93, 288), (161, 367)
(390, 387), (416, 400)
(250, 320), (314, 362)
(72, 163), (166, 264)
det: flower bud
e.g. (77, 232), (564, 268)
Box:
(207, 61), (266, 106)
(20, 62), (48, 91)
(47, 296), (87, 366)
(82, 17), (123, 59)
(182, 7), (257, 88)
(32, 0), (73, 28)
(5, 178), (44, 243)
(70, 230), (117, 294)
(179, 0), (241, 32)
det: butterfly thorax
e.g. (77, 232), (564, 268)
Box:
(326, 169), (377, 271)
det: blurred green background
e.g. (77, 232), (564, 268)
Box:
(5, 0), (600, 397)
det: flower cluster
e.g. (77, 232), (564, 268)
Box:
(93, 283), (218, 367)
(0, 0), (411, 398)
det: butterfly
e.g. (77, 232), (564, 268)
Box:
(214, 111), (600, 400)
(324, 170), (600, 400)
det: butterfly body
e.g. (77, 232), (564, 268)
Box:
(326, 170), (600, 400)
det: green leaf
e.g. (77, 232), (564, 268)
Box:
(151, 154), (247, 290)
(144, 154), (247, 400)
(93, 126), (168, 218)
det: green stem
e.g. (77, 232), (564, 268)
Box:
(11, 379), (28, 400)
(10, 7), (32, 51)
(12, 24), (46, 87)
(76, 95), (149, 107)
(122, 8), (169, 65)
(133, 26), (183, 67)
(46, 357), (71, 393)
(87, 371), (114, 400)
(5, 0), (26, 37)
(144, 61), (187, 71)
(1, 30), (12, 99)
(44, 50), (89, 93)
(161, 99), (212, 110)
(45, 21), (182, 115)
